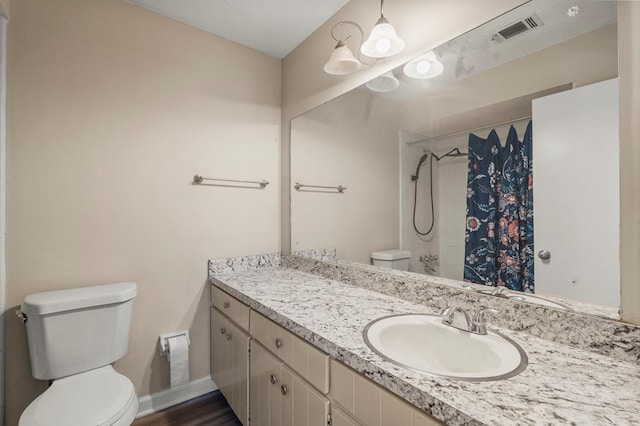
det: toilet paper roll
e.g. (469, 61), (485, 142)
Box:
(167, 335), (190, 387)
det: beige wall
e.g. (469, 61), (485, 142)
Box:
(5, 0), (280, 423)
(619, 2), (640, 324)
(291, 89), (401, 263)
(280, 0), (528, 252)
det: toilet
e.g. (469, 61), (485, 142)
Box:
(19, 282), (139, 426)
(371, 249), (411, 271)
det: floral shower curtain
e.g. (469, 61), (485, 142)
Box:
(463, 122), (534, 292)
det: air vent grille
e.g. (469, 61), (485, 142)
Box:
(493, 14), (544, 42)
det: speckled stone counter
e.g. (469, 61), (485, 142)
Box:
(209, 264), (640, 425)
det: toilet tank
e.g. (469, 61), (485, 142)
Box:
(21, 282), (137, 380)
(371, 249), (411, 271)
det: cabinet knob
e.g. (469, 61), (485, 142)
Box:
(280, 385), (288, 395)
(223, 301), (230, 309)
(270, 374), (277, 385)
(274, 338), (283, 349)
(226, 333), (232, 341)
(220, 327), (226, 335)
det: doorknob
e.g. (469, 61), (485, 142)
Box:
(538, 250), (551, 260)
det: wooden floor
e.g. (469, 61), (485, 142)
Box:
(133, 391), (241, 426)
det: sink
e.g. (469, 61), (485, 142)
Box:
(363, 314), (527, 381)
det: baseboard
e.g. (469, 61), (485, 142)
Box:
(136, 375), (219, 418)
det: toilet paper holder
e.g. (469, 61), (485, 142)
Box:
(159, 330), (190, 357)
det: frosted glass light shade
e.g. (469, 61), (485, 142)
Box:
(361, 17), (405, 58)
(324, 41), (362, 75)
(403, 51), (444, 79)
(365, 71), (400, 92)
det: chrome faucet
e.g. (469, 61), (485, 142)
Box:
(440, 306), (499, 335)
(440, 306), (473, 332)
(471, 308), (499, 335)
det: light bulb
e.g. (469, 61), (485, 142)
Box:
(416, 60), (430, 74)
(375, 38), (391, 54)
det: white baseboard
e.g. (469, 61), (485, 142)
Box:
(136, 376), (219, 418)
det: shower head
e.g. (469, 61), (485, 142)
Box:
(433, 147), (468, 161)
(411, 152), (430, 181)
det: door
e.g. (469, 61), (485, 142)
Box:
(532, 78), (619, 307)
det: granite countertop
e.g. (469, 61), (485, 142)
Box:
(210, 267), (640, 426)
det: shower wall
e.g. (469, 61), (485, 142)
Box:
(401, 121), (530, 280)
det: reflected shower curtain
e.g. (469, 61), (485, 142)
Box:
(463, 130), (501, 287)
(464, 122), (534, 292)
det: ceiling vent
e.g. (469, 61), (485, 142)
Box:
(492, 14), (544, 42)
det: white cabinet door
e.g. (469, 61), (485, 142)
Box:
(211, 307), (249, 425)
(532, 78), (620, 307)
(249, 341), (284, 426)
(250, 341), (330, 426)
(211, 308), (230, 394)
(280, 365), (330, 426)
(226, 318), (250, 425)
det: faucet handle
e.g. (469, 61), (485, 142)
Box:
(472, 308), (499, 335)
(492, 287), (507, 296)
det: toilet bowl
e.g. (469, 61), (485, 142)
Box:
(19, 282), (138, 426)
(19, 366), (138, 426)
(371, 249), (411, 270)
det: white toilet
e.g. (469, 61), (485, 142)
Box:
(371, 249), (411, 271)
(19, 282), (139, 426)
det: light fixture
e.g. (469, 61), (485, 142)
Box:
(324, 0), (404, 75)
(403, 51), (444, 79)
(324, 40), (361, 75)
(360, 0), (405, 58)
(365, 71), (400, 93)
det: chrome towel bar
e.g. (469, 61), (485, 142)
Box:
(193, 175), (269, 189)
(294, 182), (346, 193)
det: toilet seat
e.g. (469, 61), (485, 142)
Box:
(19, 365), (138, 426)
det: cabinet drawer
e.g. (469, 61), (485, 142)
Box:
(330, 359), (443, 426)
(211, 286), (250, 331)
(250, 310), (329, 394)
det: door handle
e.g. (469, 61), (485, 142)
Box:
(538, 250), (551, 260)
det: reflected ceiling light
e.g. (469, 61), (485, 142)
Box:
(365, 71), (400, 93)
(324, 0), (404, 76)
(403, 51), (444, 79)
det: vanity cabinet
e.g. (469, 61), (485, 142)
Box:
(249, 340), (330, 425)
(211, 285), (441, 426)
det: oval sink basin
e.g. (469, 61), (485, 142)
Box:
(363, 314), (527, 381)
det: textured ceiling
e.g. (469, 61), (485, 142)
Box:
(124, 0), (350, 59)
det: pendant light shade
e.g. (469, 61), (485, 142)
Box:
(403, 51), (444, 79)
(365, 71), (400, 92)
(324, 41), (362, 75)
(361, 16), (405, 58)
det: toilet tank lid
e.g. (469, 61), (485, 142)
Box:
(371, 249), (411, 261)
(22, 282), (137, 315)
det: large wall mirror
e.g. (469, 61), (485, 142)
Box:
(291, 0), (620, 318)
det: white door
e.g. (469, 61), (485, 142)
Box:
(532, 78), (619, 307)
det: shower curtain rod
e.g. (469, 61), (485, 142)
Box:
(407, 115), (532, 146)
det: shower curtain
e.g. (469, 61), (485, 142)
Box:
(464, 122), (534, 292)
